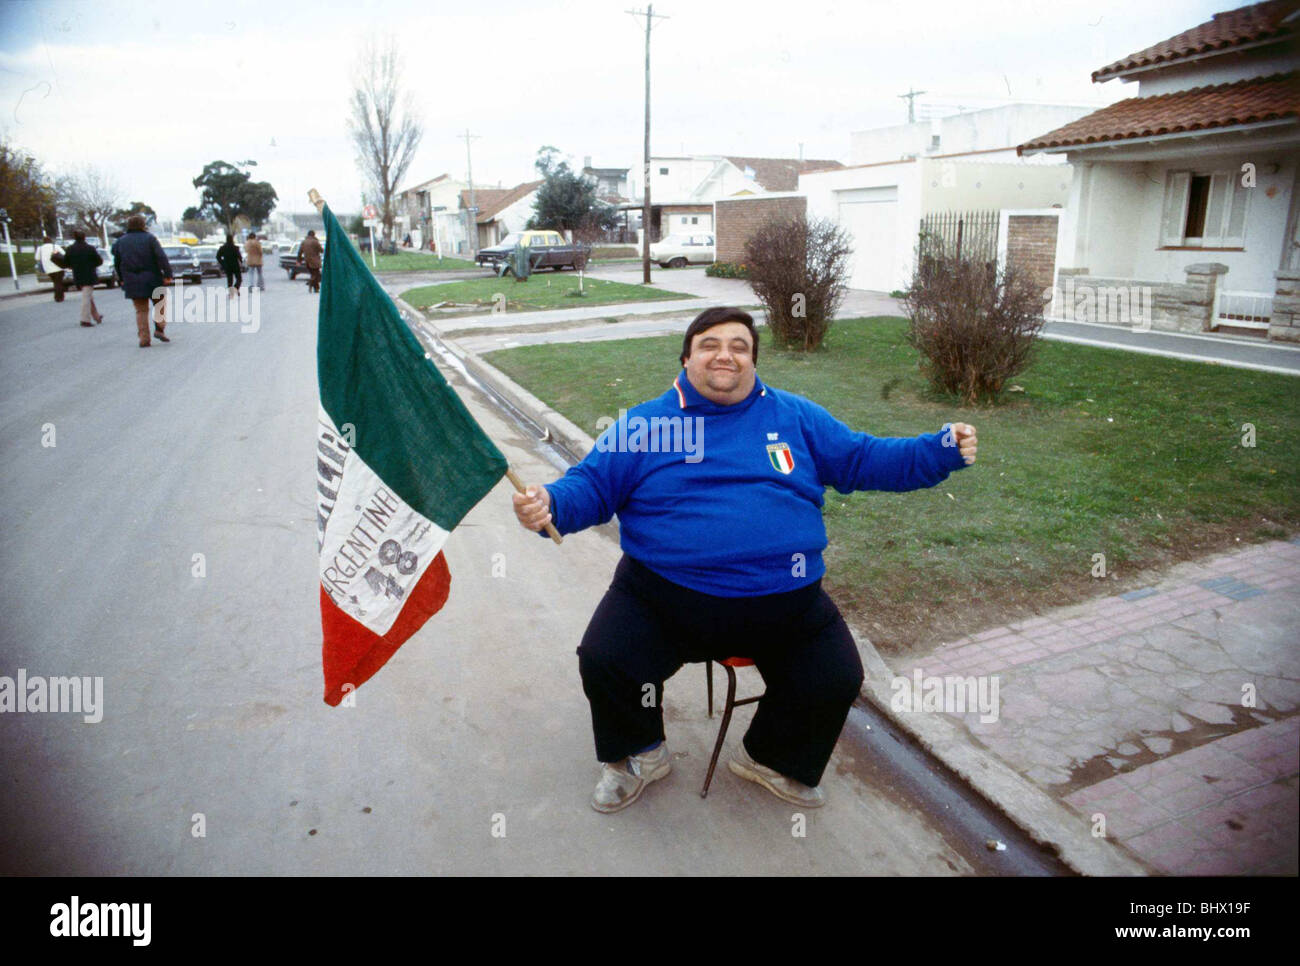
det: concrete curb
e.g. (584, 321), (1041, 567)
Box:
(394, 289), (1151, 876)
(394, 295), (597, 459)
(853, 639), (1153, 876)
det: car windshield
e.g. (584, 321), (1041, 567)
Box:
(496, 233), (521, 248)
(163, 247), (190, 257)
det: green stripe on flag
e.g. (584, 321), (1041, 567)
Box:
(316, 204), (507, 531)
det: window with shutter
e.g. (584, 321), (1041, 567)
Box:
(1160, 172), (1191, 247)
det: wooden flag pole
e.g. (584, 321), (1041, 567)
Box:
(505, 468), (563, 545)
(308, 188), (563, 547)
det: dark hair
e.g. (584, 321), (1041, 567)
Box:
(73, 230), (86, 242)
(42, 235), (52, 243)
(126, 215), (147, 231)
(680, 306), (759, 365)
(226, 234), (234, 244)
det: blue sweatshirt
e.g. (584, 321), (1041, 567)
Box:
(544, 372), (969, 596)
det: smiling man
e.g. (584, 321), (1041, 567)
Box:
(513, 306), (977, 813)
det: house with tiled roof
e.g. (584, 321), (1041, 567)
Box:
(1019, 0), (1300, 341)
(458, 180), (544, 250)
(628, 154), (844, 240)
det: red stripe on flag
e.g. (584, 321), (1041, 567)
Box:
(320, 550), (452, 706)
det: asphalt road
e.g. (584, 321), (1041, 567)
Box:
(0, 276), (1017, 875)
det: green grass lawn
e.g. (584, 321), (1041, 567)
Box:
(5, 252), (36, 275)
(484, 317), (1300, 656)
(402, 274), (695, 316)
(351, 244), (479, 272)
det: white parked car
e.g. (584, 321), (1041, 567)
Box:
(649, 233), (715, 268)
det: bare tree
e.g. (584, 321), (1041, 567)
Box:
(348, 34), (423, 244)
(59, 166), (122, 238)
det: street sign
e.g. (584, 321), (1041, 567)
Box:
(362, 204), (379, 220)
(363, 219), (380, 229)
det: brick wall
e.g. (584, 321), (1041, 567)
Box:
(715, 196), (807, 264)
(1005, 214), (1058, 297)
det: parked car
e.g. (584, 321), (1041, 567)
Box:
(160, 245), (204, 284)
(37, 247), (117, 288)
(475, 230), (591, 273)
(193, 246), (224, 278)
(649, 233), (715, 268)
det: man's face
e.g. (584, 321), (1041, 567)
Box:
(682, 322), (756, 405)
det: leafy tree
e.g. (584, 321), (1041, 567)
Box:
(0, 138), (55, 237)
(526, 145), (617, 242)
(191, 160), (278, 230)
(113, 201), (157, 226)
(181, 207), (220, 240)
(347, 34), (422, 243)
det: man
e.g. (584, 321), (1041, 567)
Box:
(513, 307), (977, 813)
(245, 233), (264, 291)
(35, 236), (67, 302)
(64, 230), (104, 327)
(298, 230), (323, 293)
(217, 234), (242, 297)
(111, 214), (172, 347)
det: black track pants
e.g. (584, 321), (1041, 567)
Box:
(576, 555), (864, 787)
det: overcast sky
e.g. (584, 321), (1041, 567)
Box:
(0, 0), (1227, 220)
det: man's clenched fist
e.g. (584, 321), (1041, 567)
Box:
(512, 484), (553, 532)
(950, 422), (978, 465)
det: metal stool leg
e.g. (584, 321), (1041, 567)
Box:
(701, 663), (737, 798)
(706, 660), (714, 718)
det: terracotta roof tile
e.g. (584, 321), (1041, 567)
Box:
(1018, 71), (1300, 152)
(722, 156), (844, 191)
(1093, 0), (1299, 81)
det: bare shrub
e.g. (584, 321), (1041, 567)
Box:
(902, 238), (1048, 404)
(743, 214), (852, 351)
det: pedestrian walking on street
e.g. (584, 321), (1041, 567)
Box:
(513, 307), (978, 814)
(111, 214), (173, 347)
(217, 234), (242, 297)
(244, 233), (264, 291)
(298, 230), (323, 293)
(36, 235), (67, 302)
(65, 230), (104, 327)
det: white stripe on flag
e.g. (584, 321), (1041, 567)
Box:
(317, 408), (450, 635)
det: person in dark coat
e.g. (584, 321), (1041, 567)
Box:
(65, 230), (104, 327)
(217, 234), (242, 296)
(298, 230), (323, 293)
(111, 214), (173, 347)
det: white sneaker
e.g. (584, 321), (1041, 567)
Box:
(590, 742), (671, 813)
(729, 745), (825, 808)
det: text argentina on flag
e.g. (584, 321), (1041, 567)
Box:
(315, 202), (506, 706)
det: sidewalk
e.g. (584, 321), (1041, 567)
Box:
(875, 539), (1299, 875)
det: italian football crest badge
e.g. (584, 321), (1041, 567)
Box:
(766, 442), (794, 474)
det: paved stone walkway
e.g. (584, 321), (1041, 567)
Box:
(895, 538), (1300, 874)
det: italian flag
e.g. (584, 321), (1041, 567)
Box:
(315, 203), (506, 706)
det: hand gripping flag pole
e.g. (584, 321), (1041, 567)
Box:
(309, 188), (558, 707)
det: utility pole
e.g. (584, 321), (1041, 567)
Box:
(460, 128), (481, 257)
(628, 5), (668, 284)
(898, 87), (927, 124)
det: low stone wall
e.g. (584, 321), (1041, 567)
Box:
(1051, 264), (1225, 334)
(1269, 270), (1300, 343)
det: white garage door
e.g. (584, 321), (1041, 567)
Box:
(838, 188), (898, 292)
